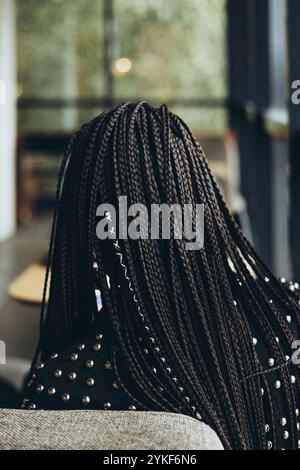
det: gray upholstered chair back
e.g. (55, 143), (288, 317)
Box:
(0, 409), (224, 450)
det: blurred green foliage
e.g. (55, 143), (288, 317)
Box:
(115, 0), (226, 100)
(17, 0), (227, 133)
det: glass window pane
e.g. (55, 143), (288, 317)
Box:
(17, 0), (105, 131)
(114, 0), (227, 101)
(17, 0), (227, 133)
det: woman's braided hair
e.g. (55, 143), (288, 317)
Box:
(34, 102), (300, 449)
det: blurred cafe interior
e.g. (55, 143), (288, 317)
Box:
(0, 0), (300, 405)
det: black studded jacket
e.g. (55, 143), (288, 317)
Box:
(21, 279), (300, 450)
(21, 306), (138, 412)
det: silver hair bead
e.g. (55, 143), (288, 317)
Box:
(296, 409), (299, 417)
(81, 396), (91, 405)
(96, 333), (103, 340)
(291, 375), (296, 384)
(161, 357), (166, 363)
(285, 355), (290, 361)
(50, 353), (58, 359)
(265, 424), (270, 433)
(85, 359), (94, 368)
(275, 337), (279, 343)
(265, 277), (270, 283)
(252, 337), (257, 346)
(93, 343), (101, 352)
(294, 282), (299, 289)
(78, 344), (85, 351)
(68, 371), (77, 381)
(48, 387), (56, 396)
(173, 377), (178, 382)
(112, 381), (119, 389)
(53, 369), (62, 378)
(297, 423), (300, 431)
(152, 367), (157, 374)
(36, 362), (44, 369)
(36, 384), (44, 393)
(28, 403), (36, 410)
(179, 386), (184, 392)
(283, 430), (289, 440)
(267, 441), (272, 450)
(261, 388), (265, 396)
(86, 377), (95, 387)
(268, 358), (275, 367)
(104, 361), (112, 370)
(144, 348), (148, 354)
(102, 402), (112, 410)
(269, 299), (273, 305)
(62, 393), (70, 402)
(286, 315), (292, 323)
(280, 417), (287, 426)
(294, 351), (300, 362)
(128, 405), (137, 411)
(275, 380), (281, 389)
(70, 352), (78, 361)
(280, 277), (286, 283)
